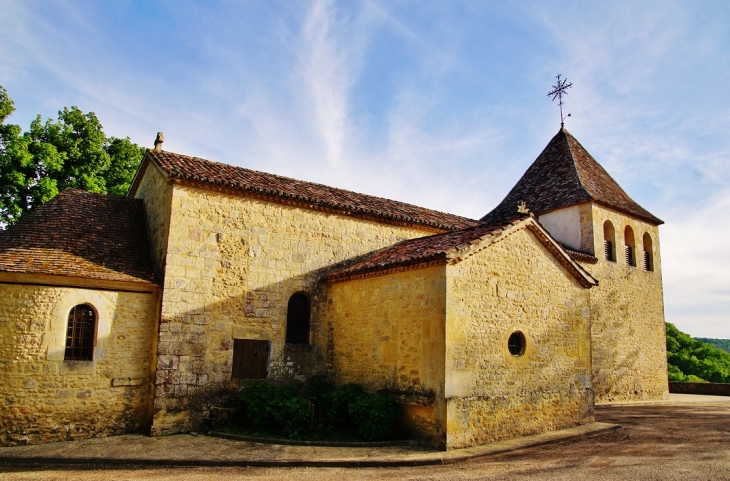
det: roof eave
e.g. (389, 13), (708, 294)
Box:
(591, 200), (664, 226)
(126, 150), (153, 198)
(0, 271), (159, 293)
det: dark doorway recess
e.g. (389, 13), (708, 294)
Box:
(286, 293), (310, 344)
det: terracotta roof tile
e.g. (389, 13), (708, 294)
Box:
(144, 150), (479, 231)
(563, 248), (598, 264)
(481, 128), (663, 225)
(324, 218), (523, 282)
(0, 189), (157, 285)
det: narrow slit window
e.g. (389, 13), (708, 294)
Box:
(603, 221), (616, 262)
(286, 293), (310, 345)
(65, 304), (96, 361)
(624, 226), (636, 267)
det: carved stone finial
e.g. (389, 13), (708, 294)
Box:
(154, 132), (165, 152)
(517, 201), (530, 214)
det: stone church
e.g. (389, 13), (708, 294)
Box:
(0, 127), (668, 449)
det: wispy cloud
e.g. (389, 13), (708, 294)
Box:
(296, 0), (355, 166)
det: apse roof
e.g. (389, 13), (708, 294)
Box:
(324, 215), (598, 288)
(480, 128), (663, 225)
(0, 189), (157, 285)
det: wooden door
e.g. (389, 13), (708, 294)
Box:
(232, 339), (270, 380)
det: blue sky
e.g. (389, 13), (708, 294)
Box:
(1, 1), (729, 337)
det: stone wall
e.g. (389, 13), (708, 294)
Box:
(586, 204), (668, 402)
(444, 228), (594, 449)
(133, 161), (174, 279)
(149, 183), (440, 435)
(325, 265), (447, 446)
(668, 382), (730, 396)
(0, 283), (158, 446)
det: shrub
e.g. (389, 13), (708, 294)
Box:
(235, 378), (399, 441)
(238, 380), (312, 438)
(348, 392), (398, 440)
(327, 383), (363, 426)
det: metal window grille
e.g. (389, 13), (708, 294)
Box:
(625, 246), (635, 267)
(65, 304), (95, 361)
(643, 251), (652, 271)
(604, 241), (614, 262)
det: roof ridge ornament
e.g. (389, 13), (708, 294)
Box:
(154, 132), (164, 152)
(547, 74), (573, 128)
(517, 200), (530, 215)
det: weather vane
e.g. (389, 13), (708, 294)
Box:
(547, 74), (573, 127)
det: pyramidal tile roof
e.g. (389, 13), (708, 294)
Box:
(138, 149), (479, 231)
(0, 189), (157, 285)
(480, 128), (663, 225)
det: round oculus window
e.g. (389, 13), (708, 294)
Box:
(507, 331), (526, 357)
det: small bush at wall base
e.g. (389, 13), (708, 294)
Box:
(235, 378), (399, 441)
(348, 392), (398, 441)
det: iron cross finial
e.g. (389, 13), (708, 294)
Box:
(547, 74), (573, 127)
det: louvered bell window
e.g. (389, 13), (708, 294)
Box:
(625, 246), (635, 267)
(65, 304), (96, 361)
(643, 251), (652, 271)
(604, 241), (614, 262)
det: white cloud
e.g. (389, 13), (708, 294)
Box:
(662, 187), (730, 337)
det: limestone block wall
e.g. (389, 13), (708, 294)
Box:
(150, 183), (438, 435)
(587, 204), (667, 402)
(133, 162), (173, 278)
(325, 265), (447, 446)
(0, 284), (158, 446)
(444, 228), (594, 449)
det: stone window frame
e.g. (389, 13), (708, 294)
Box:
(64, 304), (97, 361)
(47, 290), (113, 368)
(642, 232), (654, 272)
(603, 220), (616, 262)
(507, 330), (527, 357)
(285, 292), (311, 345)
(624, 225), (636, 267)
(502, 325), (531, 364)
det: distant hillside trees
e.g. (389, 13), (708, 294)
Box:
(695, 338), (730, 354)
(0, 85), (145, 226)
(667, 322), (730, 383)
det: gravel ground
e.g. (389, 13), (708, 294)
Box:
(2, 398), (730, 480)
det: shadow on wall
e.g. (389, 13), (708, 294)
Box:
(150, 248), (391, 435)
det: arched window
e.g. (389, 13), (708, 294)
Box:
(624, 226), (636, 267)
(65, 304), (96, 361)
(643, 233), (654, 271)
(603, 221), (616, 262)
(286, 293), (310, 345)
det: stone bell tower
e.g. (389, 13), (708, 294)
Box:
(481, 127), (668, 402)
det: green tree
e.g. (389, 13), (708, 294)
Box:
(666, 322), (730, 383)
(695, 338), (730, 353)
(0, 86), (145, 225)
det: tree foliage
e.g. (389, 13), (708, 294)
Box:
(0, 85), (145, 225)
(666, 322), (730, 383)
(695, 337), (730, 354)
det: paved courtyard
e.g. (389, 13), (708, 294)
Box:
(2, 394), (729, 480)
